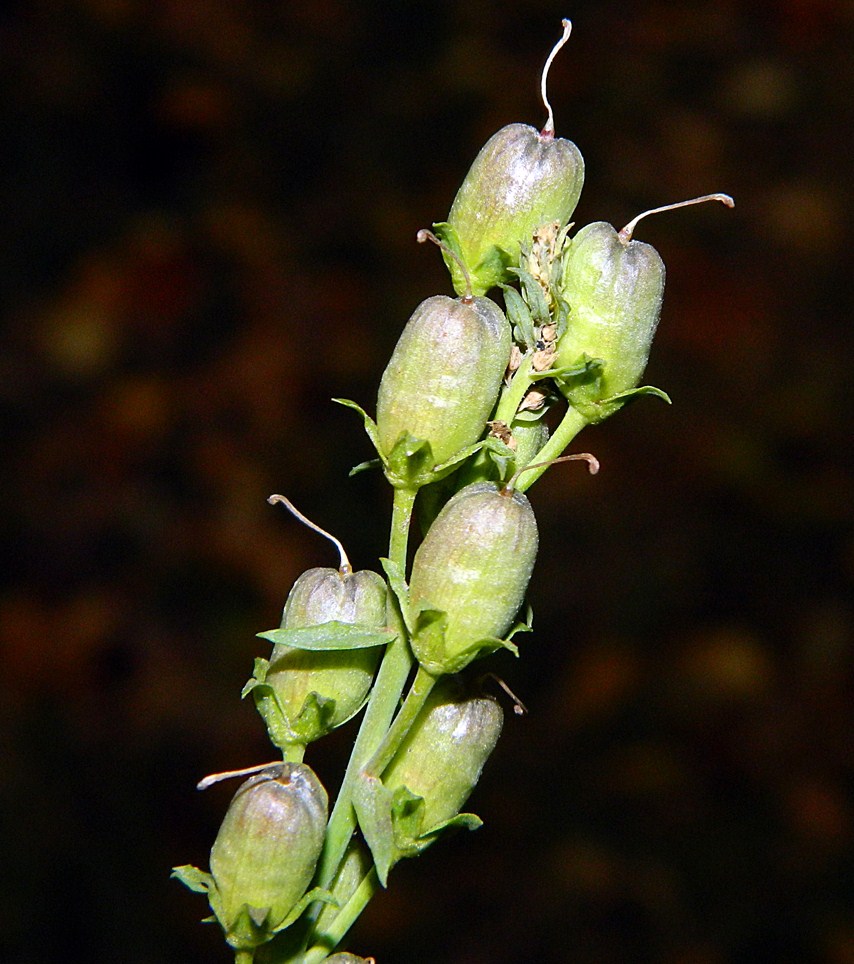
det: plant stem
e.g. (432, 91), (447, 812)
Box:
(515, 404), (589, 492)
(283, 744), (305, 764)
(361, 665), (437, 778)
(302, 869), (380, 964)
(313, 486), (417, 891)
(495, 354), (535, 425)
(234, 950), (255, 964)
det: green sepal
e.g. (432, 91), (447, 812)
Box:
(551, 354), (606, 390)
(606, 384), (672, 406)
(353, 774), (484, 887)
(172, 864), (213, 895)
(410, 600), (519, 675)
(505, 603), (534, 642)
(431, 221), (468, 297)
(381, 432), (488, 491)
(563, 381), (671, 425)
(422, 811), (483, 838)
(223, 886), (336, 951)
(433, 219), (514, 297)
(240, 657), (269, 699)
(348, 458), (382, 477)
(332, 398), (382, 456)
(257, 622), (396, 652)
(482, 433), (516, 483)
(242, 666), (300, 748)
(382, 431), (436, 489)
(500, 283), (536, 349)
(352, 773), (397, 886)
(243, 659), (348, 749)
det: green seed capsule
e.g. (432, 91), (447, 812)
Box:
(209, 763), (327, 947)
(409, 481), (538, 674)
(442, 122), (584, 297)
(376, 295), (511, 477)
(554, 195), (733, 420)
(438, 22), (584, 297)
(382, 680), (504, 832)
(261, 567), (387, 746)
(554, 220), (665, 415)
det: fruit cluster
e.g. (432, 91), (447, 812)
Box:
(173, 20), (731, 964)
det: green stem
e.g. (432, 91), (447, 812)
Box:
(234, 950), (255, 964)
(362, 665), (437, 778)
(302, 869), (380, 964)
(282, 743), (305, 764)
(495, 354), (536, 425)
(515, 405), (589, 492)
(313, 486), (417, 891)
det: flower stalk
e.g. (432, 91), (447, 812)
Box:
(173, 17), (732, 961)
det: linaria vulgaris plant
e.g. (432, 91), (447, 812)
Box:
(173, 19), (732, 963)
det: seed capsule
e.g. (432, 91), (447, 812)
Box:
(409, 481), (538, 674)
(382, 680), (504, 832)
(555, 194), (733, 420)
(555, 220), (665, 415)
(439, 21), (584, 296)
(376, 295), (511, 477)
(261, 567), (387, 746)
(444, 124), (584, 297)
(209, 764), (328, 947)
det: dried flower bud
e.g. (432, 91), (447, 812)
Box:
(382, 680), (504, 832)
(376, 295), (511, 479)
(409, 481), (538, 674)
(208, 764), (328, 948)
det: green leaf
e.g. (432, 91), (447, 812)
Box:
(352, 773), (397, 887)
(257, 622), (396, 652)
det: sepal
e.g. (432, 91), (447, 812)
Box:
(257, 622), (395, 652)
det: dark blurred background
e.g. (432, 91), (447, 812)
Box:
(1, 2), (852, 962)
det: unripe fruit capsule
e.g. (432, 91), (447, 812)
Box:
(445, 123), (584, 297)
(382, 680), (504, 832)
(264, 567), (387, 743)
(409, 481), (538, 674)
(555, 194), (733, 418)
(556, 220), (666, 409)
(440, 21), (584, 296)
(376, 294), (511, 473)
(209, 763), (328, 945)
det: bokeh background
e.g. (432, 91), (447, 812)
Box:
(2, 2), (852, 962)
